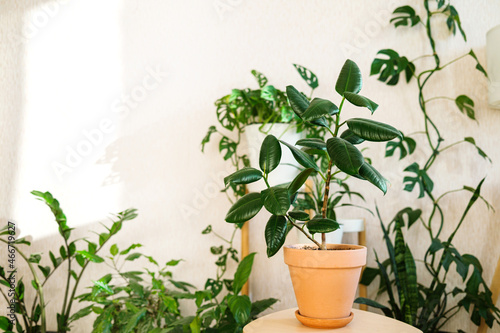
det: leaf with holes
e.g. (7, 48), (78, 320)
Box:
(251, 69), (268, 88)
(371, 49), (415, 85)
(390, 6), (420, 28)
(293, 64), (319, 89)
(403, 163), (434, 198)
(386, 136), (416, 160)
(455, 95), (476, 120)
(261, 85), (277, 102)
(464, 137), (491, 162)
(219, 136), (237, 161)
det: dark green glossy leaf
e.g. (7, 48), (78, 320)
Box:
(354, 298), (394, 318)
(340, 129), (365, 145)
(335, 59), (362, 95)
(326, 137), (365, 175)
(306, 216), (340, 234)
(344, 93), (378, 114)
(233, 253), (256, 294)
(225, 192), (264, 223)
(288, 168), (314, 196)
(302, 98), (338, 122)
(288, 210), (310, 221)
(228, 295), (251, 325)
(265, 215), (288, 257)
(295, 138), (326, 150)
(261, 187), (290, 216)
(259, 135), (281, 174)
(250, 298), (279, 318)
(224, 167), (263, 187)
(293, 64), (318, 89)
(280, 140), (319, 171)
(347, 118), (401, 141)
(358, 163), (387, 194)
(286, 85), (309, 118)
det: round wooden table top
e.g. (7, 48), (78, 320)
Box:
(243, 308), (422, 333)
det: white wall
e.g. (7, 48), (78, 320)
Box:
(1, 1), (500, 332)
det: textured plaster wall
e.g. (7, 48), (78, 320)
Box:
(1, 0), (500, 332)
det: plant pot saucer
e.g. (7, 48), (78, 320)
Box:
(295, 310), (354, 329)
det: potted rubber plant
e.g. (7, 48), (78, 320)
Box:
(223, 59), (401, 329)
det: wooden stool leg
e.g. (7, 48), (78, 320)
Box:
(241, 221), (250, 296)
(358, 226), (367, 311)
(478, 256), (500, 333)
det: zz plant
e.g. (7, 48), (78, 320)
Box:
(223, 59), (401, 254)
(0, 191), (137, 333)
(354, 1), (500, 332)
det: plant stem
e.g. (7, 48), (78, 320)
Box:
(320, 160), (334, 250)
(286, 216), (321, 248)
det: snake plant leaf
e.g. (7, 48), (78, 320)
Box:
(455, 95), (476, 120)
(404, 244), (418, 325)
(344, 93), (379, 114)
(251, 70), (268, 88)
(288, 210), (310, 221)
(259, 135), (281, 174)
(233, 252), (256, 294)
(288, 168), (314, 197)
(354, 298), (394, 318)
(224, 167), (262, 187)
(340, 129), (365, 145)
(280, 140), (319, 171)
(265, 215), (288, 257)
(295, 138), (326, 150)
(335, 59), (362, 95)
(326, 137), (365, 176)
(390, 6), (421, 28)
(261, 187), (290, 216)
(469, 50), (487, 77)
(358, 163), (387, 194)
(347, 118), (401, 141)
(286, 85), (309, 118)
(225, 192), (263, 223)
(302, 98), (339, 122)
(293, 64), (319, 89)
(306, 216), (340, 234)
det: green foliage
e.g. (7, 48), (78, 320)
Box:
(0, 191), (137, 333)
(357, 2), (500, 332)
(201, 66), (323, 201)
(224, 59), (399, 254)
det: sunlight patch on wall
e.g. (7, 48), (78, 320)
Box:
(14, 0), (124, 239)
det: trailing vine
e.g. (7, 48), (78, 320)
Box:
(356, 1), (500, 332)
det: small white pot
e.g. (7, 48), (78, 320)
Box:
(243, 123), (305, 192)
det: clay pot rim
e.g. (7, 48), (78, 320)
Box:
(285, 243), (366, 252)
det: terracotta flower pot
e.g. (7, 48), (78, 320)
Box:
(283, 244), (367, 329)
